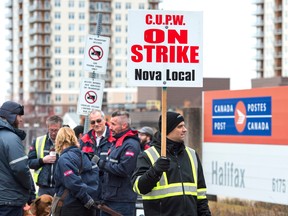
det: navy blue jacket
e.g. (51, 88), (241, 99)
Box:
(54, 146), (100, 206)
(0, 118), (34, 206)
(98, 129), (141, 203)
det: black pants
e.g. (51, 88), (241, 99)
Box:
(61, 200), (96, 216)
(0, 206), (22, 216)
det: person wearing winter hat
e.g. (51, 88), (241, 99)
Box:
(138, 126), (154, 151)
(132, 111), (211, 216)
(0, 101), (35, 216)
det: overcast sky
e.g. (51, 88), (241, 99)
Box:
(0, 0), (256, 104)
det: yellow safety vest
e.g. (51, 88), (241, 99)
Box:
(133, 146), (207, 200)
(33, 135), (47, 183)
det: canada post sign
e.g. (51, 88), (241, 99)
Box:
(212, 97), (272, 136)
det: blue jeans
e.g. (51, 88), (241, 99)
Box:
(100, 201), (135, 216)
(0, 206), (22, 216)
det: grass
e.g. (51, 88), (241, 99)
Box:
(209, 198), (288, 216)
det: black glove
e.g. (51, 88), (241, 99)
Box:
(153, 157), (170, 176)
(91, 155), (105, 169)
(91, 155), (100, 164)
(84, 198), (95, 209)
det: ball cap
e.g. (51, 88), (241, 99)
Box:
(159, 111), (184, 135)
(138, 126), (154, 137)
(0, 101), (24, 125)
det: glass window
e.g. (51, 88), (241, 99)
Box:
(79, 47), (84, 54)
(68, 35), (75, 42)
(68, 47), (75, 54)
(68, 82), (75, 88)
(79, 12), (85, 19)
(115, 59), (121, 66)
(55, 70), (61, 77)
(55, 47), (61, 54)
(79, 1), (85, 8)
(55, 24), (61, 31)
(68, 106), (76, 112)
(55, 59), (61, 65)
(139, 3), (145, 9)
(68, 70), (75, 77)
(115, 37), (121, 43)
(79, 24), (85, 31)
(68, 12), (75, 19)
(68, 24), (75, 31)
(126, 3), (131, 9)
(55, 12), (61, 19)
(55, 82), (61, 88)
(55, 0), (61, 7)
(115, 14), (121, 21)
(115, 71), (121, 78)
(55, 95), (61, 102)
(68, 0), (74, 7)
(115, 25), (121, 32)
(69, 59), (75, 66)
(79, 36), (85, 42)
(115, 2), (121, 9)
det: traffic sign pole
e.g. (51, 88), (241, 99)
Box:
(83, 13), (103, 134)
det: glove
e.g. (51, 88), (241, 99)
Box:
(84, 198), (95, 209)
(153, 157), (170, 176)
(91, 155), (100, 164)
(91, 155), (105, 169)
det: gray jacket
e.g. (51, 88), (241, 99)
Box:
(0, 118), (33, 206)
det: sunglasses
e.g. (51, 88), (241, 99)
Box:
(90, 119), (102, 125)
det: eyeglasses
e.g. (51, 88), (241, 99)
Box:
(49, 128), (59, 133)
(90, 119), (102, 125)
(111, 110), (129, 118)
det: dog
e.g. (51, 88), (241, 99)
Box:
(23, 194), (53, 216)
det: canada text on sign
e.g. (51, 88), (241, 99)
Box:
(127, 10), (203, 87)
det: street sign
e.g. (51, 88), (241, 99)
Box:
(83, 34), (110, 74)
(127, 10), (203, 87)
(77, 78), (104, 116)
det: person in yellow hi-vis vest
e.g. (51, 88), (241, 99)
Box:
(28, 115), (63, 196)
(132, 112), (211, 216)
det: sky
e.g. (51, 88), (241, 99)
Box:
(0, 0), (256, 104)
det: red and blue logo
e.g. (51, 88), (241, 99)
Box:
(212, 97), (272, 136)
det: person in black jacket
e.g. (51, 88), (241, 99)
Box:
(92, 110), (141, 216)
(28, 115), (63, 196)
(132, 111), (211, 216)
(0, 101), (35, 216)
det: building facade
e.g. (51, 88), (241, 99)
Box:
(253, 0), (288, 87)
(6, 0), (160, 125)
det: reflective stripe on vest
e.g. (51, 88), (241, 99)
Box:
(139, 146), (201, 200)
(33, 135), (47, 183)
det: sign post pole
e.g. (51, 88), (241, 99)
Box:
(83, 13), (102, 134)
(161, 87), (167, 157)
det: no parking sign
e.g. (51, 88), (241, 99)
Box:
(77, 78), (104, 116)
(83, 34), (110, 74)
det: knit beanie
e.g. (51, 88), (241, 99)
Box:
(158, 111), (184, 135)
(0, 101), (24, 125)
